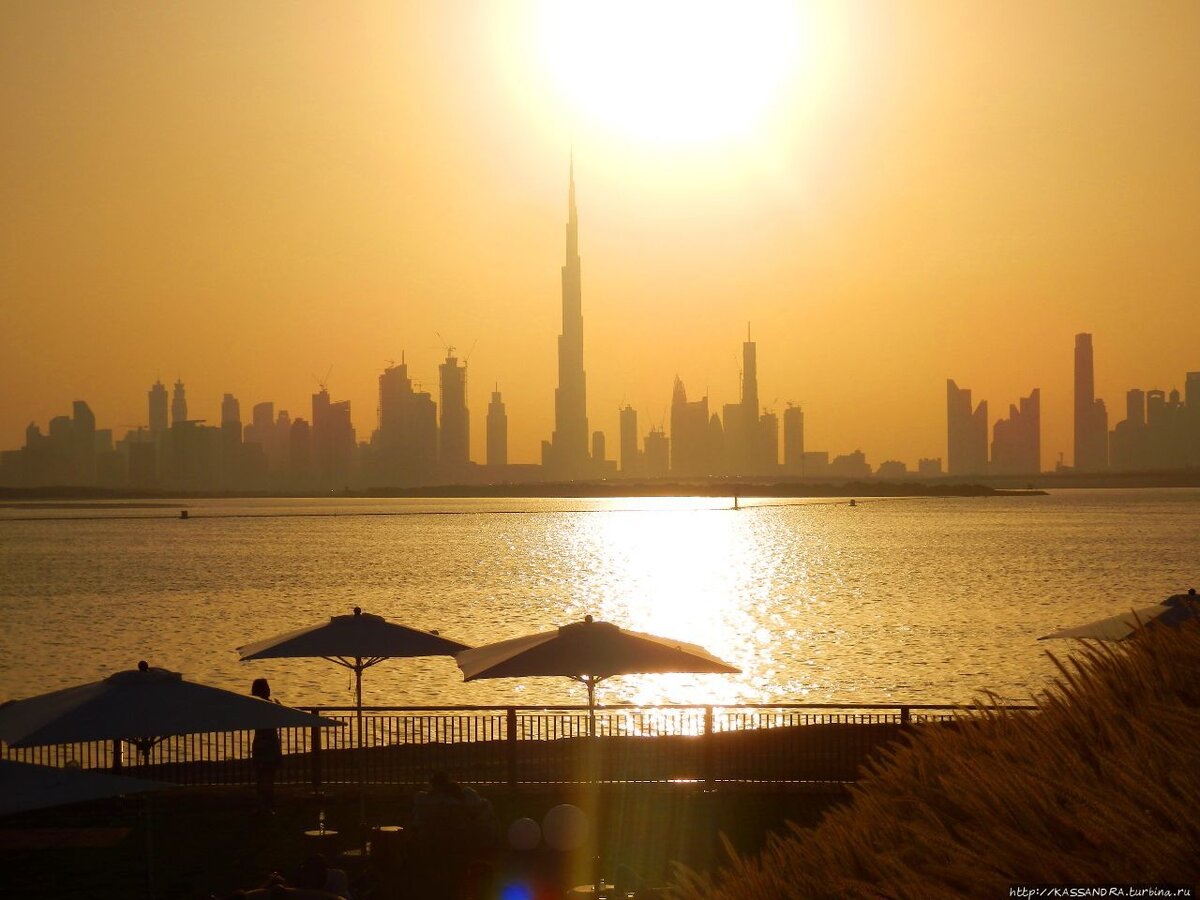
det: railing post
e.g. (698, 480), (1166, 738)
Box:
(111, 738), (123, 773)
(310, 717), (323, 794)
(703, 705), (715, 788)
(900, 705), (912, 729)
(506, 707), (518, 788)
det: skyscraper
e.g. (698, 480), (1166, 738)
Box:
(374, 359), (437, 485)
(591, 430), (606, 464)
(220, 394), (242, 440)
(171, 379), (188, 425)
(148, 380), (168, 434)
(670, 376), (711, 475)
(1185, 372), (1200, 467)
(71, 400), (96, 485)
(1110, 388), (1147, 471)
(946, 379), (988, 475)
(619, 405), (638, 475)
(758, 410), (779, 470)
(1073, 333), (1108, 471)
(486, 388), (507, 467)
(724, 328), (761, 474)
(644, 427), (669, 475)
(312, 387), (355, 487)
(545, 157), (589, 477)
(219, 393), (243, 486)
(990, 388), (1041, 475)
(783, 404), (804, 474)
(742, 330), (758, 428)
(438, 352), (469, 467)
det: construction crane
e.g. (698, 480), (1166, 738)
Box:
(311, 366), (333, 393)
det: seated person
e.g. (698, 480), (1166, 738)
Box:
(232, 871), (346, 900)
(412, 771), (498, 855)
(296, 853), (352, 900)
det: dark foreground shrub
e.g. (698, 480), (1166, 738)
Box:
(673, 616), (1200, 898)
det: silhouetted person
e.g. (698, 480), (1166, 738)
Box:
(251, 677), (282, 813)
(411, 771), (498, 897)
(296, 853), (351, 899)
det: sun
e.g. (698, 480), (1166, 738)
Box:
(535, 0), (803, 149)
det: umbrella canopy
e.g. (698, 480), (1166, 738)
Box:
(1039, 588), (1197, 641)
(238, 607), (470, 830)
(455, 615), (740, 733)
(0, 662), (342, 748)
(0, 759), (168, 816)
(238, 606), (470, 665)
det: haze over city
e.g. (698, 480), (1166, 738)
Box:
(3, 2), (1199, 474)
(3, 5), (1200, 898)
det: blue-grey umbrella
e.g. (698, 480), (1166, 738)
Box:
(0, 759), (168, 816)
(0, 662), (342, 753)
(1039, 588), (1197, 641)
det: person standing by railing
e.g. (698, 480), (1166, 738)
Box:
(251, 678), (283, 814)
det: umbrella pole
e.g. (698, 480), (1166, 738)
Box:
(586, 677), (597, 739)
(355, 658), (366, 840)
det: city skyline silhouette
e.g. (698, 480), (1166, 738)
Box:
(3, 3), (1199, 477)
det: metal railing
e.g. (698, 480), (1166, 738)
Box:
(1, 703), (1034, 788)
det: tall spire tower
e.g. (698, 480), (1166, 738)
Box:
(546, 154), (589, 476)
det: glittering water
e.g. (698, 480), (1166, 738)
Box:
(1, 490), (1196, 710)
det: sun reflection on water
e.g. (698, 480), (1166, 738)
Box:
(560, 496), (807, 707)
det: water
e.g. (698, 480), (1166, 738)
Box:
(1, 489), (1196, 710)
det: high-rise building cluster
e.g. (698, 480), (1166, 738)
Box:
(944, 380), (1041, 477)
(4, 164), (1198, 491)
(943, 333), (1198, 477)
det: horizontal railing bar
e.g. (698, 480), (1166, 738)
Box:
(306, 703), (1038, 712)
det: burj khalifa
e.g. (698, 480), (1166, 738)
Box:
(543, 157), (589, 477)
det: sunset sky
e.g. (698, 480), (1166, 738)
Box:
(2, 1), (1198, 470)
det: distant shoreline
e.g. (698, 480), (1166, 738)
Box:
(0, 482), (1049, 502)
(5, 471), (1199, 504)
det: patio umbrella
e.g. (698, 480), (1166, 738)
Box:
(0, 759), (168, 816)
(0, 661), (341, 754)
(454, 615), (740, 736)
(1039, 588), (1198, 641)
(237, 606), (470, 751)
(0, 662), (342, 899)
(238, 607), (470, 831)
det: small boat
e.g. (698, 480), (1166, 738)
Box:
(848, 499), (857, 508)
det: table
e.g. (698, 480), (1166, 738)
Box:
(303, 828), (340, 858)
(566, 883), (618, 898)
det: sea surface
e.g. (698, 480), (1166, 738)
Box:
(1, 489), (1197, 711)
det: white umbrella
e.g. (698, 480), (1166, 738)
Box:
(1039, 588), (1197, 641)
(0, 759), (168, 816)
(454, 615), (740, 736)
(0, 661), (342, 754)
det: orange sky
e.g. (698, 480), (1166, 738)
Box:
(2, 1), (1198, 470)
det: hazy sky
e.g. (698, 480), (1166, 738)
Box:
(2, 1), (1198, 469)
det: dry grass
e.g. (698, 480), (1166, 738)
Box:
(672, 615), (1200, 898)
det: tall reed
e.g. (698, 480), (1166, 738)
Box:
(673, 614), (1200, 898)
